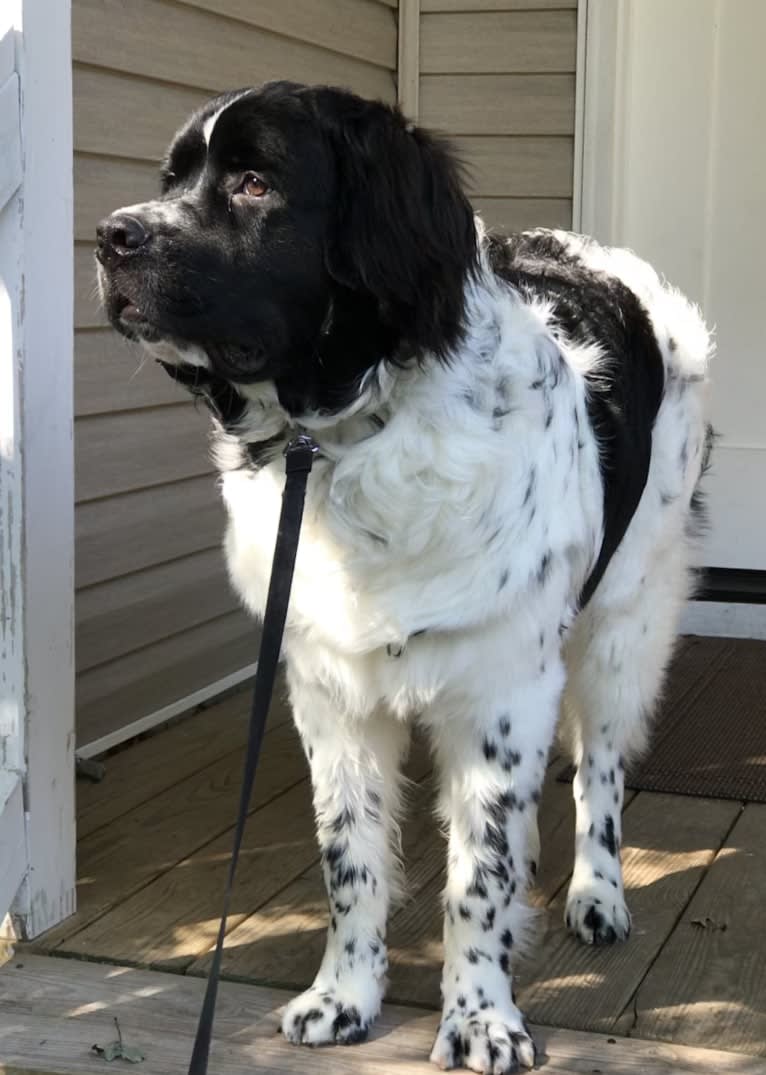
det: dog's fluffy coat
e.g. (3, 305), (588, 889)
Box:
(96, 82), (713, 1074)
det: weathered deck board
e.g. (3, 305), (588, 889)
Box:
(55, 734), (432, 970)
(75, 686), (287, 839)
(186, 767), (442, 985)
(58, 778), (319, 967)
(20, 639), (766, 1063)
(517, 793), (740, 1031)
(383, 753), (605, 1007)
(631, 802), (766, 1056)
(35, 717), (308, 950)
(2, 956), (762, 1075)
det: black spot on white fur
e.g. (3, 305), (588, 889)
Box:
(600, 816), (618, 857)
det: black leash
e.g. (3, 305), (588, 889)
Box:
(187, 432), (318, 1075)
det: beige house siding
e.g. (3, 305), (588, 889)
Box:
(73, 0), (578, 748)
(419, 0), (577, 231)
(72, 0), (397, 747)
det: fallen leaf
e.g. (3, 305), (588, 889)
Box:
(92, 1042), (120, 1062)
(92, 1017), (145, 1063)
(91, 1041), (145, 1063)
(121, 1045), (145, 1063)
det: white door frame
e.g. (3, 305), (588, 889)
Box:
(572, 0), (624, 241)
(575, 0), (766, 640)
(1, 0), (75, 939)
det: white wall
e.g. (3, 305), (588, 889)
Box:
(580, 0), (766, 574)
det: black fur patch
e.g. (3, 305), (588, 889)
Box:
(487, 230), (665, 607)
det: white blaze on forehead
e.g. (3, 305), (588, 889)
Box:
(202, 90), (252, 147)
(203, 106), (226, 147)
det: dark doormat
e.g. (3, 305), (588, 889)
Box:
(558, 635), (766, 803)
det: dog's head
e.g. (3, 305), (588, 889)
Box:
(96, 81), (477, 415)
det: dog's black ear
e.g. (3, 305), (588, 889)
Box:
(311, 89), (478, 359)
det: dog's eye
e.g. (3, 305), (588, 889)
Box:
(240, 173), (269, 198)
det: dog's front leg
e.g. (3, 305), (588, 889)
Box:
(281, 667), (409, 1046)
(426, 662), (564, 1073)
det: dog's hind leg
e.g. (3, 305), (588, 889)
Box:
(560, 540), (690, 946)
(280, 666), (409, 1046)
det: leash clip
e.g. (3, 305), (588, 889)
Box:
(284, 432), (320, 473)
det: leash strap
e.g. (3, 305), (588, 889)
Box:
(187, 433), (318, 1075)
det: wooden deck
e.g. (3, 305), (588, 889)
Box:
(4, 643), (766, 1072)
(2, 957), (763, 1075)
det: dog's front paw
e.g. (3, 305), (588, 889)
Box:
(281, 982), (380, 1046)
(565, 876), (631, 945)
(430, 1005), (537, 1074)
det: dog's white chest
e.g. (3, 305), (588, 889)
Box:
(221, 417), (590, 667)
(222, 450), (482, 656)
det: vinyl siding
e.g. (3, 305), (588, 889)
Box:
(418, 4), (578, 231)
(73, 0), (579, 749)
(72, 0), (397, 747)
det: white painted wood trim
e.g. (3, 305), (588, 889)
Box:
(77, 662), (258, 759)
(0, 774), (25, 921)
(571, 0), (588, 231)
(0, 15), (28, 930)
(1, 0), (76, 939)
(398, 0), (420, 121)
(0, 71), (21, 212)
(577, 0), (625, 242)
(681, 602), (766, 641)
(0, 22), (14, 84)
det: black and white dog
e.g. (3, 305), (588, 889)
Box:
(97, 82), (712, 1073)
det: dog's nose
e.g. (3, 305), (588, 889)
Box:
(96, 213), (150, 265)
